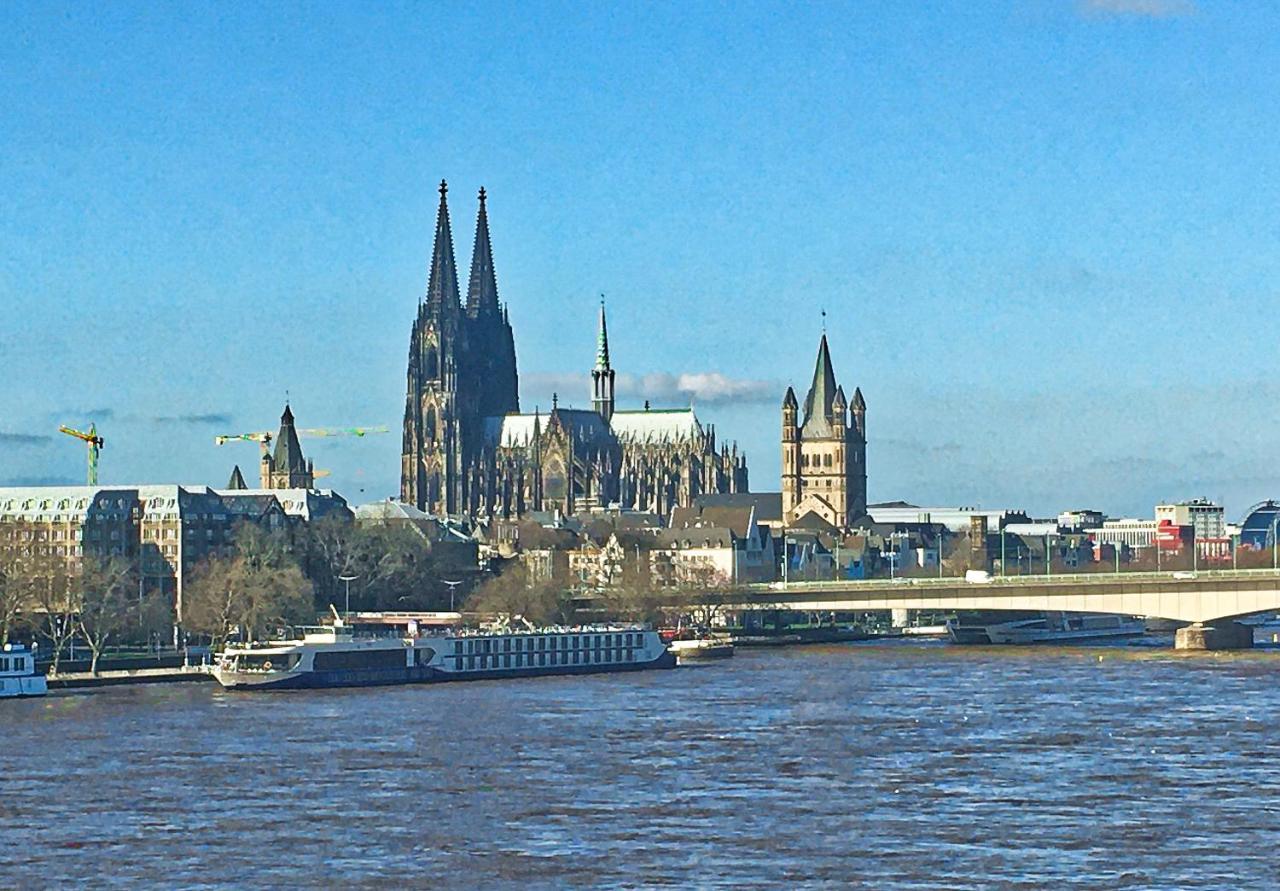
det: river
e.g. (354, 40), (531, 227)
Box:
(7, 640), (1280, 888)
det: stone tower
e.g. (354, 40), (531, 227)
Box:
(262, 404), (314, 490)
(780, 334), (867, 529)
(591, 299), (616, 423)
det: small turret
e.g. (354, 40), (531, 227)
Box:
(832, 385), (848, 426)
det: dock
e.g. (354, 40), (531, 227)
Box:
(46, 666), (213, 690)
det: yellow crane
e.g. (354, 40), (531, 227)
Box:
(297, 426), (390, 438)
(59, 424), (105, 485)
(213, 431), (273, 456)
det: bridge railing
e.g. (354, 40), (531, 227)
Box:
(745, 566), (1280, 594)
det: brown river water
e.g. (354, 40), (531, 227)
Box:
(5, 639), (1280, 889)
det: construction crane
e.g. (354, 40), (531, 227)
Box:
(298, 426), (390, 438)
(59, 424), (105, 485)
(213, 431), (273, 457)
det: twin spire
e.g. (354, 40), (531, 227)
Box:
(425, 180), (501, 318)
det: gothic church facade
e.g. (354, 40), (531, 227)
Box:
(401, 183), (748, 520)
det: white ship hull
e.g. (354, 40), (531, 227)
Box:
(0, 645), (47, 698)
(949, 612), (1147, 645)
(214, 625), (675, 691)
(669, 639), (734, 660)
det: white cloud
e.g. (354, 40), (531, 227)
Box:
(522, 370), (779, 408)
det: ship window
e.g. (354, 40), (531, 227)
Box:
(468, 656), (476, 669)
(0, 658), (8, 672)
(538, 653), (546, 666)
(504, 655), (511, 668)
(454, 641), (463, 655)
(549, 652), (557, 665)
(312, 650), (400, 671)
(573, 652), (580, 665)
(504, 638), (511, 652)
(538, 637), (546, 650)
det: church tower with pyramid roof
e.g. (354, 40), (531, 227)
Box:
(262, 403), (315, 490)
(781, 333), (866, 530)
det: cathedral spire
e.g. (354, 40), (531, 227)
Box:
(466, 186), (500, 317)
(425, 179), (460, 314)
(802, 333), (838, 425)
(592, 297), (616, 424)
(595, 296), (611, 371)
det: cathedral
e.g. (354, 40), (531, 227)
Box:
(400, 182), (749, 520)
(781, 333), (867, 530)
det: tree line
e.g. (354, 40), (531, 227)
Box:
(0, 516), (447, 673)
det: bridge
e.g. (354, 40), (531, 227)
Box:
(702, 568), (1280, 648)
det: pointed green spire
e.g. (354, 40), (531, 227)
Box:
(802, 333), (838, 425)
(595, 296), (611, 371)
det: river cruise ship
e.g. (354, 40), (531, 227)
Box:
(213, 622), (675, 691)
(947, 611), (1147, 645)
(0, 644), (48, 698)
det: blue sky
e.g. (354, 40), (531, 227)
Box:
(2, 0), (1278, 519)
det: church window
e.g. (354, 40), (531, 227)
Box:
(426, 407), (437, 442)
(425, 346), (439, 378)
(824, 454), (832, 468)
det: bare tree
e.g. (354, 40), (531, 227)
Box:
(0, 550), (28, 646)
(24, 552), (77, 675)
(76, 556), (137, 675)
(467, 560), (576, 626)
(184, 544), (313, 647)
(184, 557), (244, 651)
(599, 557), (666, 626)
(305, 518), (437, 611)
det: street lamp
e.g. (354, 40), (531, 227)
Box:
(338, 573), (358, 619)
(1273, 514), (1279, 571)
(442, 579), (463, 611)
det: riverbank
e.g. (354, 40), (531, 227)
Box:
(46, 666), (213, 690)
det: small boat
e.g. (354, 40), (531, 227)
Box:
(947, 611), (1147, 645)
(668, 638), (735, 660)
(213, 618), (675, 691)
(1, 644), (48, 698)
(664, 627), (734, 661)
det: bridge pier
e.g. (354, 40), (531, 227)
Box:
(1174, 622), (1254, 651)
